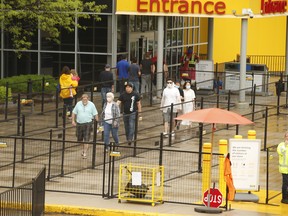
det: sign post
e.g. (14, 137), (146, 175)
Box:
(203, 188), (223, 208)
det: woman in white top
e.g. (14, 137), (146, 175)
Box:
(101, 92), (120, 151)
(181, 82), (196, 127)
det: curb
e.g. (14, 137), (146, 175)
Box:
(45, 204), (188, 216)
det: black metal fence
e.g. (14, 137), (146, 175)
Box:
(1, 71), (288, 207)
(0, 167), (45, 216)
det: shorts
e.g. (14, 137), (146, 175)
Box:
(76, 122), (93, 142)
(163, 108), (176, 123)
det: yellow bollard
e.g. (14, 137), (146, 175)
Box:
(202, 143), (212, 195)
(218, 139), (228, 199)
(248, 130), (256, 139)
(234, 135), (242, 139)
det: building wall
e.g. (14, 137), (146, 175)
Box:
(213, 17), (287, 64)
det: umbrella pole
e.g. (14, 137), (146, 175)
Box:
(195, 123), (223, 214)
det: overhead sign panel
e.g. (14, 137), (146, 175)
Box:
(116, 0), (288, 18)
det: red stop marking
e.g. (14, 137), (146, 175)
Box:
(203, 188), (223, 208)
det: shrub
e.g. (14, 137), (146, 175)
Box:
(0, 75), (58, 94)
(0, 86), (12, 103)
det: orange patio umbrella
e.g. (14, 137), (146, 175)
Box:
(175, 108), (253, 207)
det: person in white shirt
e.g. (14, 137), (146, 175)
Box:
(181, 81), (196, 128)
(101, 92), (120, 152)
(160, 78), (181, 137)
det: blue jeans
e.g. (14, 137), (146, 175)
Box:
(103, 121), (119, 147)
(123, 112), (136, 142)
(101, 87), (112, 108)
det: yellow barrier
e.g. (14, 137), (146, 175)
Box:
(218, 139), (228, 198)
(234, 135), (242, 139)
(248, 130), (256, 139)
(118, 164), (164, 206)
(202, 143), (211, 195)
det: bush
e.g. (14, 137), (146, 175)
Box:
(0, 86), (12, 103)
(0, 75), (58, 94)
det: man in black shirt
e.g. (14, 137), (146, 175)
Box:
(117, 82), (142, 145)
(99, 64), (114, 108)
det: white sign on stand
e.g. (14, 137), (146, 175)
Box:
(229, 139), (261, 191)
(196, 60), (214, 90)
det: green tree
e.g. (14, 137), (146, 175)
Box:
(0, 0), (106, 54)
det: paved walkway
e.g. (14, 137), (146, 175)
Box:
(2, 86), (288, 215)
(43, 91), (288, 216)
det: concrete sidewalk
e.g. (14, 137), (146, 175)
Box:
(44, 191), (285, 216)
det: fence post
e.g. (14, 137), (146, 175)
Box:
(169, 103), (174, 146)
(55, 88), (59, 128)
(41, 77), (45, 113)
(61, 107), (66, 176)
(250, 72), (254, 105)
(21, 115), (25, 163)
(159, 133), (164, 166)
(17, 94), (21, 136)
(90, 83), (94, 104)
(252, 84), (256, 122)
(5, 82), (9, 120)
(133, 112), (139, 157)
(27, 79), (33, 99)
(264, 107), (268, 151)
(92, 120), (98, 168)
(47, 129), (53, 181)
(200, 97), (204, 109)
(12, 138), (17, 188)
(198, 123), (203, 173)
(265, 147), (269, 204)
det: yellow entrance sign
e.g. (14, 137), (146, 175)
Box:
(116, 0), (288, 18)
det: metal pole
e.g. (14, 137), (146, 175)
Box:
(157, 17), (164, 98)
(264, 107), (268, 151)
(207, 18), (214, 60)
(239, 18), (248, 103)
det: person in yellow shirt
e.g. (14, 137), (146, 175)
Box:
(277, 131), (288, 204)
(59, 66), (78, 119)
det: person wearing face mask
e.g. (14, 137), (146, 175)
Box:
(101, 92), (120, 152)
(160, 78), (182, 137)
(181, 81), (196, 128)
(72, 94), (99, 159)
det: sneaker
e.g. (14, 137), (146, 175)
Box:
(82, 153), (87, 159)
(281, 199), (288, 204)
(163, 132), (168, 138)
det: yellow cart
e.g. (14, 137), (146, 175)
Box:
(118, 164), (164, 206)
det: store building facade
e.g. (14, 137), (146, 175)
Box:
(1, 0), (287, 82)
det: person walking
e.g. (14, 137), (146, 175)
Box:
(277, 131), (288, 204)
(101, 92), (120, 152)
(99, 64), (114, 108)
(71, 94), (99, 159)
(117, 82), (142, 145)
(59, 66), (78, 119)
(128, 57), (141, 93)
(140, 52), (155, 97)
(116, 55), (130, 94)
(181, 81), (196, 128)
(160, 78), (181, 137)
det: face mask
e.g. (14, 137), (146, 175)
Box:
(175, 85), (179, 89)
(186, 85), (191, 89)
(107, 97), (113, 102)
(167, 83), (173, 88)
